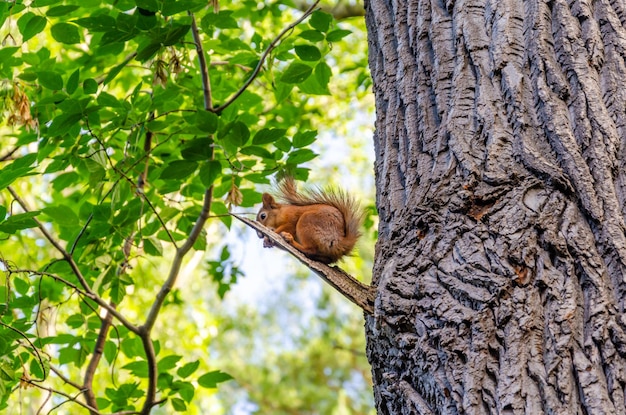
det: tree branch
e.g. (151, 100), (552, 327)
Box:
(83, 301), (116, 415)
(232, 214), (375, 314)
(189, 12), (212, 110)
(139, 11), (217, 412)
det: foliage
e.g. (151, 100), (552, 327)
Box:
(0, 0), (373, 413)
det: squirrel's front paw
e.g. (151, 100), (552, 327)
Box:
(280, 232), (294, 243)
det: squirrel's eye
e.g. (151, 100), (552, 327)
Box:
(259, 212), (267, 220)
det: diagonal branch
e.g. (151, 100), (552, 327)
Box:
(232, 214), (375, 314)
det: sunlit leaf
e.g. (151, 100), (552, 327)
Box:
(197, 370), (233, 389)
(18, 14), (47, 41)
(51, 22), (81, 44)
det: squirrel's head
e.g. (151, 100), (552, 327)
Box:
(256, 193), (279, 238)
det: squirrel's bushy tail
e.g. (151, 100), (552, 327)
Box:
(275, 177), (365, 243)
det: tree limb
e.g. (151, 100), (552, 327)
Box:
(232, 214), (375, 315)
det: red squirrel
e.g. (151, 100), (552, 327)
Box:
(256, 177), (364, 264)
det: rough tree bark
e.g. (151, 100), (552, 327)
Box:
(364, 0), (626, 413)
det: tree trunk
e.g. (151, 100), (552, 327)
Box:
(364, 0), (626, 413)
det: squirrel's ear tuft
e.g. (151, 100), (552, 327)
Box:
(262, 193), (277, 208)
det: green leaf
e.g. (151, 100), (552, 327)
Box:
(97, 92), (122, 108)
(299, 30), (324, 42)
(66, 68), (79, 94)
(174, 381), (195, 403)
(136, 42), (161, 62)
(157, 355), (182, 372)
(13, 276), (30, 295)
(47, 113), (82, 136)
(201, 10), (238, 29)
(294, 45), (322, 62)
(197, 370), (233, 389)
(162, 24), (191, 46)
(0, 212), (40, 234)
(177, 361), (200, 378)
(287, 148), (318, 164)
(122, 361), (149, 378)
(274, 136), (292, 152)
(103, 57), (131, 85)
(37, 71), (63, 90)
(66, 314), (85, 329)
(51, 22), (81, 44)
(159, 160), (198, 180)
(280, 62), (312, 84)
(83, 78), (98, 94)
(135, 0), (159, 12)
(19, 14), (47, 41)
(293, 130), (317, 148)
(240, 145), (273, 159)
(298, 75), (331, 95)
(143, 237), (163, 256)
(171, 397), (187, 412)
(315, 61), (332, 87)
(42, 205), (79, 227)
(0, 361), (16, 382)
(309, 10), (332, 32)
(96, 398), (111, 410)
(0, 154), (37, 190)
(199, 160), (221, 188)
(252, 128), (286, 145)
(74, 16), (116, 32)
(221, 121), (250, 148)
(104, 341), (117, 364)
(162, 0), (205, 16)
(110, 275), (126, 304)
(47, 5), (80, 16)
(196, 110), (218, 133)
(180, 138), (212, 161)
(326, 29), (352, 42)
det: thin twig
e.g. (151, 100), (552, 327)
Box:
(0, 146), (19, 162)
(49, 365), (83, 391)
(189, 12), (212, 109)
(0, 321), (47, 380)
(212, 0), (321, 113)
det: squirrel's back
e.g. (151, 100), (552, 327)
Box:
(275, 177), (364, 243)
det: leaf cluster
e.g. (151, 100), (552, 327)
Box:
(0, 0), (366, 413)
